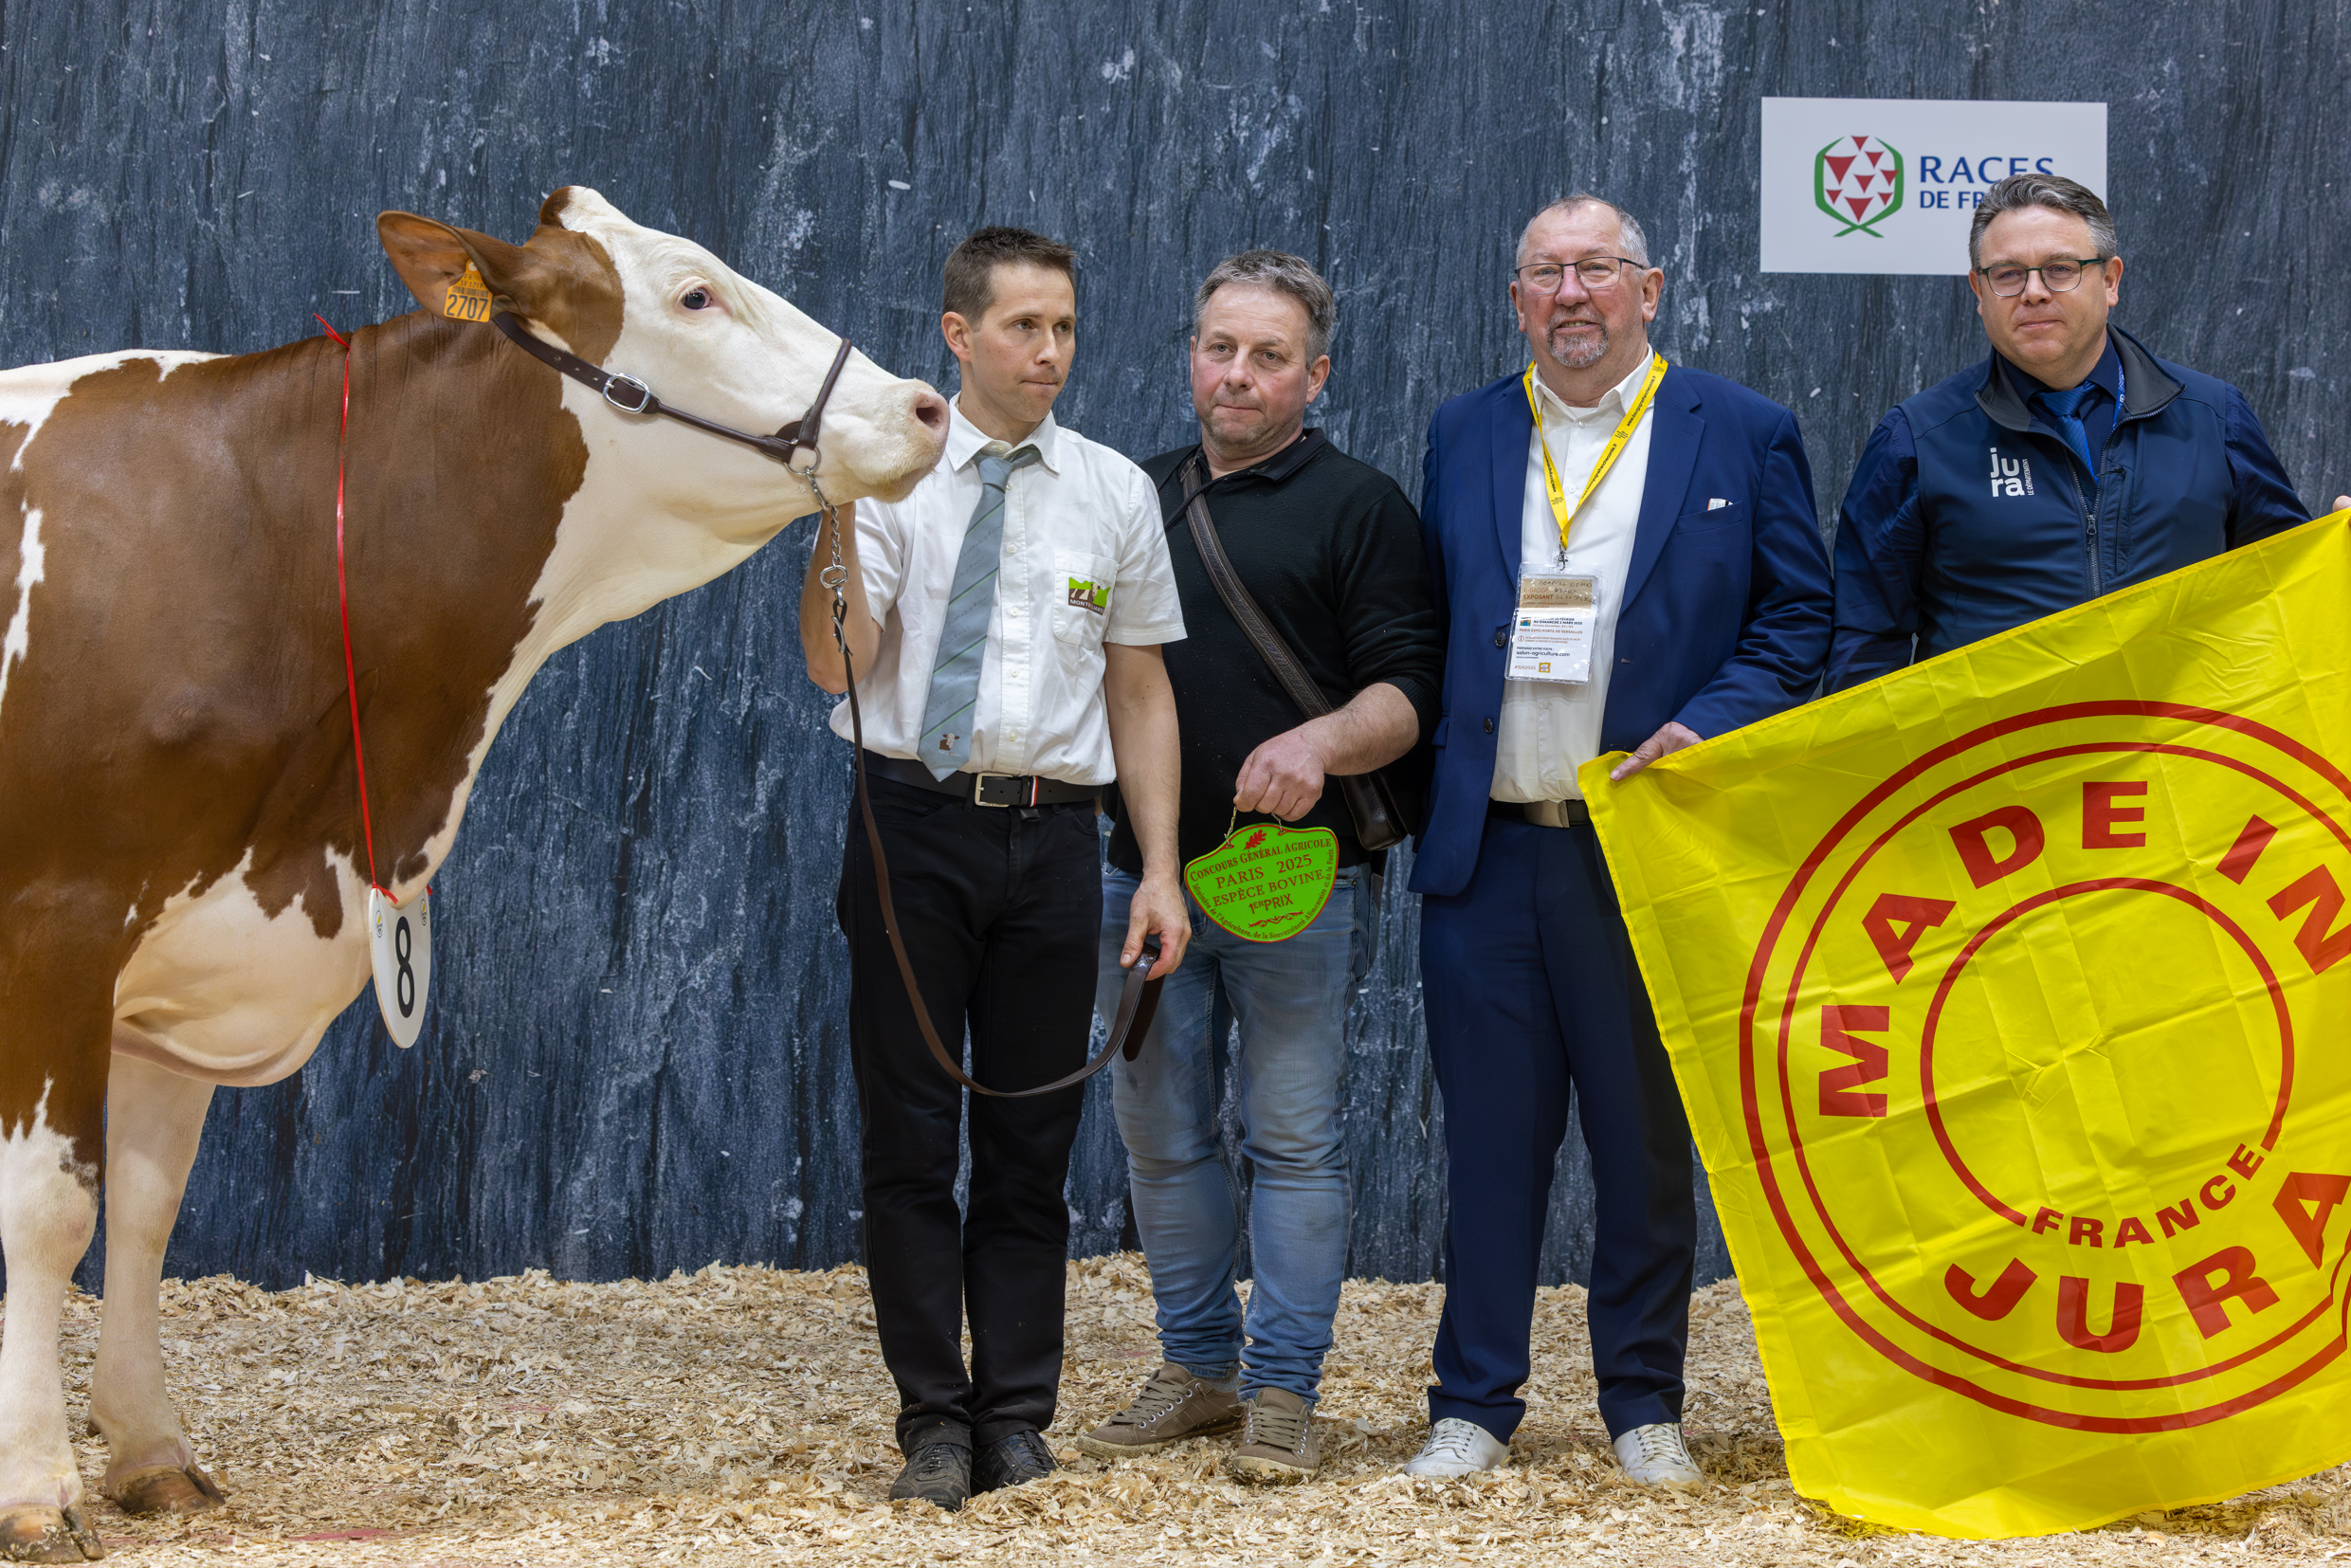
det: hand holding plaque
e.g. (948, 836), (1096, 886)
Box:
(1181, 818), (1340, 941)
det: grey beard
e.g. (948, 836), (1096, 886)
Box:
(1548, 320), (1609, 369)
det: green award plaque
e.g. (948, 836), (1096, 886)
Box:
(1182, 819), (1340, 941)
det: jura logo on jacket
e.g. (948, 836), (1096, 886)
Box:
(1826, 325), (2312, 693)
(1988, 447), (2035, 498)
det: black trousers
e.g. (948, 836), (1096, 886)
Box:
(835, 775), (1101, 1450)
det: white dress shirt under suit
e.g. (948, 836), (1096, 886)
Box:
(1490, 354), (1656, 803)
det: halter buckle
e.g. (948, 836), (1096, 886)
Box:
(602, 374), (653, 414)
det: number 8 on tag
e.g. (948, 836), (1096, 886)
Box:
(367, 884), (433, 1048)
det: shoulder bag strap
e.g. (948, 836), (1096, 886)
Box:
(1179, 451), (1335, 720)
(1178, 451), (1407, 850)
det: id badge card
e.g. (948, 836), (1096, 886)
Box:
(1506, 573), (1597, 684)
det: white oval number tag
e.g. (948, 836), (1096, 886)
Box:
(367, 885), (432, 1048)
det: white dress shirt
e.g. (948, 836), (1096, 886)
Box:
(829, 395), (1185, 785)
(1490, 353), (1656, 803)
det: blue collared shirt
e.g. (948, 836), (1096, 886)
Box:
(2007, 337), (2123, 482)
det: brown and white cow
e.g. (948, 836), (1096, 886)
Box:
(0, 186), (946, 1559)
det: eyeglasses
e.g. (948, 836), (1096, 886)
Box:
(1977, 257), (2108, 298)
(1514, 257), (1645, 293)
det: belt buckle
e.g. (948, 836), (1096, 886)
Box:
(1527, 798), (1579, 829)
(972, 773), (1023, 808)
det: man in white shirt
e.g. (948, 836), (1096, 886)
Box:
(1404, 196), (1832, 1485)
(796, 227), (1190, 1511)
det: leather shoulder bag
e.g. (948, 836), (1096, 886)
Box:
(1178, 448), (1412, 853)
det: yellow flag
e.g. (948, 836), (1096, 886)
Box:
(1584, 511), (2351, 1538)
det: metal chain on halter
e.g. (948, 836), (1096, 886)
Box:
(808, 468), (851, 655)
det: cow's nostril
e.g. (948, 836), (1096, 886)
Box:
(911, 391), (948, 433)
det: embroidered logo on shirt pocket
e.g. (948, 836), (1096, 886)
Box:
(1052, 550), (1115, 646)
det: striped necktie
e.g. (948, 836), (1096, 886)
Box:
(916, 442), (1040, 779)
(2034, 382), (2100, 492)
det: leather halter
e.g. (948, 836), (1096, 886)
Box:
(491, 310), (854, 468)
(492, 305), (1162, 1096)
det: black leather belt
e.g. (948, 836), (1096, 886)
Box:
(863, 751), (1096, 808)
(1488, 798), (1591, 829)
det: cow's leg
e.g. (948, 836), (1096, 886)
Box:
(0, 1045), (107, 1562)
(88, 1056), (221, 1517)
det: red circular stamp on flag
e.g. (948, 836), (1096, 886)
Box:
(1741, 702), (2351, 1431)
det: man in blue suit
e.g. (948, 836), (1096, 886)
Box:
(1401, 194), (1832, 1486)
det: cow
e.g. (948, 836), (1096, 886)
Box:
(0, 186), (948, 1560)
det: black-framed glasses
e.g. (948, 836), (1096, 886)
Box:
(1977, 257), (2108, 297)
(1515, 257), (1645, 292)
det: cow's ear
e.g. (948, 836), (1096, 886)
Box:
(377, 211), (546, 320)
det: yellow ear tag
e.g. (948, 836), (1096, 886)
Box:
(443, 263), (492, 322)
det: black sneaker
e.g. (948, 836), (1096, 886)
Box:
(972, 1428), (1059, 1493)
(888, 1431), (973, 1510)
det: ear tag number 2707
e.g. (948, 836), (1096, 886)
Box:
(442, 263), (493, 323)
(367, 885), (433, 1048)
(1506, 572), (1598, 684)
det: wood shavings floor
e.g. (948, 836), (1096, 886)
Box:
(26, 1256), (2348, 1564)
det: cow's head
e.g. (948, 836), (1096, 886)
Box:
(377, 186), (947, 522)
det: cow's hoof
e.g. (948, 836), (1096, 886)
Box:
(0, 1504), (104, 1561)
(105, 1463), (225, 1516)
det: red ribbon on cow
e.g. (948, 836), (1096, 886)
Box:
(315, 315), (385, 896)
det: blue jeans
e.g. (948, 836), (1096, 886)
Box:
(1095, 864), (1370, 1402)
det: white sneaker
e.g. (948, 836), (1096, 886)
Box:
(1612, 1422), (1704, 1490)
(1399, 1417), (1510, 1477)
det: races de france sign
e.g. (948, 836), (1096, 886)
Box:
(1760, 98), (2108, 275)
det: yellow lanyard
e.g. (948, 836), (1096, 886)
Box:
(1522, 352), (1668, 557)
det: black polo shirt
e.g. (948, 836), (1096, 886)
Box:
(1104, 428), (1443, 875)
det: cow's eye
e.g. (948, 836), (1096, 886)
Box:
(681, 288), (712, 310)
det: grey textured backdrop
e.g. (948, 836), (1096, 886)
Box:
(2, 1), (2339, 1293)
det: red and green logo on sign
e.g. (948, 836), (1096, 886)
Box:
(1815, 134), (1904, 237)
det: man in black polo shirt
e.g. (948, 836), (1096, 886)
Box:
(1076, 251), (1441, 1484)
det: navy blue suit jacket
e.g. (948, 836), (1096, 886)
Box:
(1410, 364), (1833, 898)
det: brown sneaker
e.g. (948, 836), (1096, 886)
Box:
(1073, 1363), (1242, 1458)
(1227, 1387), (1320, 1484)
